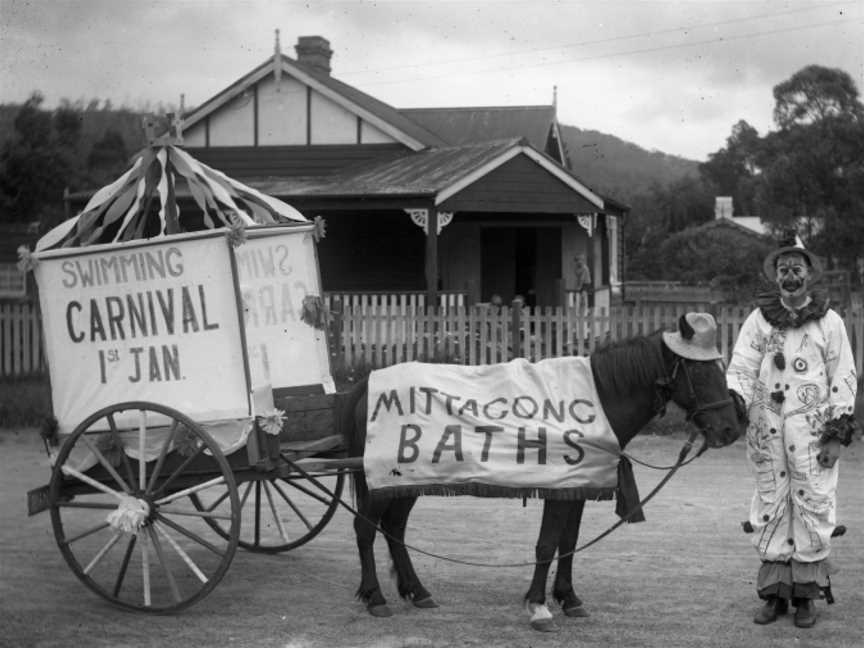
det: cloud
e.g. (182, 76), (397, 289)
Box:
(0, 0), (861, 160)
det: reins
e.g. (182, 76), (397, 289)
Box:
(287, 351), (727, 569)
(281, 425), (709, 569)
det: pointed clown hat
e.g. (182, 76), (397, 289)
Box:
(662, 312), (723, 361)
(762, 229), (822, 283)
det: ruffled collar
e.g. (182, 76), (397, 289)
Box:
(757, 289), (830, 329)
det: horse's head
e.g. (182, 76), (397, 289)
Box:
(661, 313), (742, 448)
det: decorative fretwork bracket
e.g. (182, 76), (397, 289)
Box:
(577, 213), (595, 237)
(405, 209), (454, 235)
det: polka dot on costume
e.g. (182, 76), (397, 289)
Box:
(832, 386), (838, 392)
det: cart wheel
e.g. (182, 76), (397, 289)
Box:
(190, 470), (345, 553)
(48, 401), (240, 613)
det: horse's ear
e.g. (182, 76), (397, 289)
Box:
(678, 314), (695, 340)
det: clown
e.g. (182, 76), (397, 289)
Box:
(727, 236), (857, 628)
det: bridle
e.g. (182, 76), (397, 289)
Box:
(656, 356), (734, 446)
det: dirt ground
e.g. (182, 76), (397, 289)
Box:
(1, 427), (862, 648)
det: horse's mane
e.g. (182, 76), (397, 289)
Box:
(590, 332), (667, 397)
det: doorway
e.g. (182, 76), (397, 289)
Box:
(481, 227), (538, 306)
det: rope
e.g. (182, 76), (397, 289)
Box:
(281, 428), (707, 569)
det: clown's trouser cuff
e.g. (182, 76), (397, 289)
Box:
(756, 560), (835, 603)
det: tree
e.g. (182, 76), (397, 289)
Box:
(0, 93), (69, 224)
(773, 65), (863, 129)
(658, 224), (773, 298)
(699, 120), (761, 215)
(87, 128), (129, 186)
(754, 66), (864, 278)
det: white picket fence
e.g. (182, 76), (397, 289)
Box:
(5, 299), (864, 378)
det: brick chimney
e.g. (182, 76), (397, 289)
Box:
(295, 36), (333, 75)
(715, 196), (733, 219)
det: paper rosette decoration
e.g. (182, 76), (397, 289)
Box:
(37, 144), (306, 251)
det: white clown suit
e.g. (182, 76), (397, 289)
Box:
(727, 297), (857, 601)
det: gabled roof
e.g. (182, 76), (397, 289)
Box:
(182, 55), (448, 151)
(400, 106), (555, 150)
(246, 138), (604, 209)
(695, 216), (772, 240)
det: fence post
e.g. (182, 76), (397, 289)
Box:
(510, 299), (523, 358)
(329, 297), (345, 374)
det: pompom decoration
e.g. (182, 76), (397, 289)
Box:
(16, 245), (37, 273)
(819, 414), (857, 447)
(106, 494), (150, 533)
(257, 408), (286, 436)
(312, 215), (327, 242)
(301, 294), (330, 330)
(226, 211), (248, 248)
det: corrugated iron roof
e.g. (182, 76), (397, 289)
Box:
(247, 138), (525, 198)
(400, 106), (555, 149)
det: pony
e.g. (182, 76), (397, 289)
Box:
(344, 317), (741, 630)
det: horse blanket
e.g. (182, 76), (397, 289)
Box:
(364, 357), (621, 499)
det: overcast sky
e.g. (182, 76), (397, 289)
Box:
(1, 0), (862, 161)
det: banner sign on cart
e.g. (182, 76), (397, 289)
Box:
(235, 226), (334, 396)
(364, 357), (621, 498)
(35, 233), (250, 434)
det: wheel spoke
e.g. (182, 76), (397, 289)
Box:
(262, 482), (290, 543)
(154, 513), (224, 555)
(200, 486), (233, 513)
(154, 476), (227, 506)
(112, 534), (137, 598)
(281, 478), (333, 506)
(151, 444), (206, 498)
(107, 413), (136, 489)
(157, 505), (233, 521)
(254, 481), (262, 546)
(147, 526), (181, 603)
(137, 410), (147, 491)
(238, 480), (253, 509)
(140, 530), (151, 607)
(146, 419), (180, 494)
(270, 480), (313, 531)
(83, 531), (122, 575)
(58, 501), (117, 511)
(153, 521), (208, 583)
(79, 434), (132, 494)
(61, 465), (125, 500)
(63, 521), (110, 546)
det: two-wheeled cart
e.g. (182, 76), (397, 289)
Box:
(25, 143), (359, 612)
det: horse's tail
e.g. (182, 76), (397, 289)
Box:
(343, 376), (370, 503)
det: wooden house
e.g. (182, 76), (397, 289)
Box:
(85, 34), (629, 309)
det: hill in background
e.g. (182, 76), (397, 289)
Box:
(559, 124), (699, 202)
(0, 103), (701, 201)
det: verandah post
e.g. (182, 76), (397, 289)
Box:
(510, 299), (523, 358)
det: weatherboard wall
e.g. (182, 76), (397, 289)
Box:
(183, 73), (399, 148)
(438, 154), (599, 214)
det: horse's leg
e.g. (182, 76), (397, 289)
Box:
(354, 493), (394, 617)
(553, 499), (588, 618)
(381, 496), (438, 609)
(525, 500), (569, 632)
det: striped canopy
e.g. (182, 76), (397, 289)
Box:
(37, 144), (306, 251)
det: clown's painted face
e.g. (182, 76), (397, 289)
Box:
(775, 252), (812, 301)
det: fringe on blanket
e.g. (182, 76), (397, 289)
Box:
(369, 484), (617, 500)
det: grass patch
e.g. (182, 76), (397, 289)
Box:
(0, 375), (51, 428)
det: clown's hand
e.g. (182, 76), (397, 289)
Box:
(729, 389), (748, 426)
(817, 439), (843, 469)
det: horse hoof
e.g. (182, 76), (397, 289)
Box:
(564, 605), (589, 618)
(368, 604), (393, 618)
(413, 597), (439, 609)
(530, 618), (559, 633)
